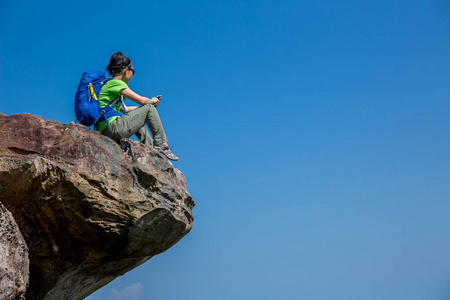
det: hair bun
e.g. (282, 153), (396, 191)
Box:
(106, 52), (131, 75)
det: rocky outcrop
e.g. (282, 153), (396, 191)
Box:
(0, 202), (29, 299)
(0, 113), (195, 300)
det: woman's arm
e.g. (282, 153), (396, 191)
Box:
(120, 102), (139, 113)
(121, 88), (160, 107)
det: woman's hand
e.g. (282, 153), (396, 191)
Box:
(149, 97), (160, 107)
(141, 97), (160, 107)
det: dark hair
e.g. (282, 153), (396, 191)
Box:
(106, 52), (132, 75)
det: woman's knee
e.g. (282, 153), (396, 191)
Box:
(140, 103), (156, 114)
(144, 103), (158, 114)
(140, 103), (151, 111)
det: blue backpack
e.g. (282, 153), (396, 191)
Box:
(74, 71), (124, 127)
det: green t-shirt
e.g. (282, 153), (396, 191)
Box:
(95, 79), (128, 132)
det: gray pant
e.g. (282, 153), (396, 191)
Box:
(101, 104), (168, 148)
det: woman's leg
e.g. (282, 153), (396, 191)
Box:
(140, 104), (168, 146)
(101, 104), (167, 147)
(135, 126), (154, 147)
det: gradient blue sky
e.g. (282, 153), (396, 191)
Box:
(1, 1), (450, 299)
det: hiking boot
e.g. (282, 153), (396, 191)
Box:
(154, 145), (179, 161)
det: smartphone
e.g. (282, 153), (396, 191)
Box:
(156, 95), (162, 100)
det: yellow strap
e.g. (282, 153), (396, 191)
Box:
(109, 96), (120, 107)
(88, 83), (98, 101)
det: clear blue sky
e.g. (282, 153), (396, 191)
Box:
(1, 1), (450, 299)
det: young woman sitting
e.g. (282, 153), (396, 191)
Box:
(95, 52), (178, 161)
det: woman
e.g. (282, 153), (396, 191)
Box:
(95, 52), (178, 161)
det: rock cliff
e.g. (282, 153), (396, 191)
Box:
(0, 113), (195, 300)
